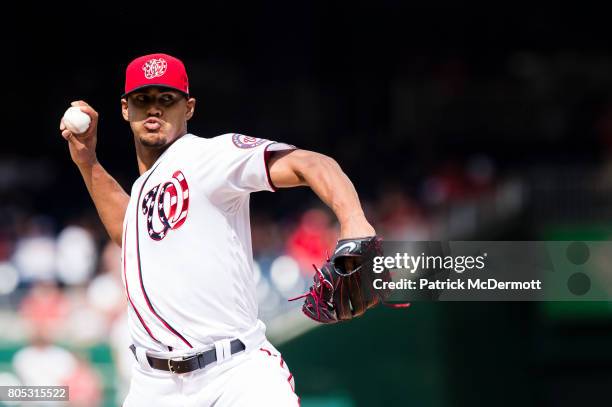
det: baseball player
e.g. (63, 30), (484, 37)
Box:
(59, 53), (380, 406)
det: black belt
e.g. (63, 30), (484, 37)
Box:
(129, 340), (245, 374)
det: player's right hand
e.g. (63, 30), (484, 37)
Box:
(60, 101), (99, 168)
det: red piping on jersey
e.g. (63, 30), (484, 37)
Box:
(135, 164), (194, 349)
(263, 143), (297, 192)
(260, 347), (299, 404)
(263, 144), (278, 192)
(122, 222), (161, 344)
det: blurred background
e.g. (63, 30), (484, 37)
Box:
(1, 4), (612, 406)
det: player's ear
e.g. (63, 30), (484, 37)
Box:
(121, 98), (129, 121)
(186, 97), (196, 121)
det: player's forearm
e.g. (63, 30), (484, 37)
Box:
(76, 160), (129, 246)
(296, 153), (375, 238)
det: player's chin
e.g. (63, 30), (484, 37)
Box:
(138, 131), (169, 148)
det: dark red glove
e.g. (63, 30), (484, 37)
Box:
(291, 236), (397, 323)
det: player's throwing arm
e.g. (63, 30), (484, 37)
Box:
(60, 101), (129, 246)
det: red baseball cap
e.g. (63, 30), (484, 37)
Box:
(123, 53), (189, 97)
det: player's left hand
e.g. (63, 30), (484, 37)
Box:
(290, 236), (391, 323)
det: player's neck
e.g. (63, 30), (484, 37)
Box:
(136, 149), (162, 175)
(134, 133), (185, 174)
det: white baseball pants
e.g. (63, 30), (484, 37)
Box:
(122, 339), (299, 407)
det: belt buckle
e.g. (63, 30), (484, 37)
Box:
(167, 356), (184, 374)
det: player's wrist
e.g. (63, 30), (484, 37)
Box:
(337, 209), (367, 224)
(339, 215), (376, 239)
(75, 155), (100, 171)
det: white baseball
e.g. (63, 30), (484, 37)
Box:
(63, 107), (91, 134)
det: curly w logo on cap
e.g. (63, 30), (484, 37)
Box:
(142, 58), (168, 80)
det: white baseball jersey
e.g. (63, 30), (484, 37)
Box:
(121, 133), (294, 352)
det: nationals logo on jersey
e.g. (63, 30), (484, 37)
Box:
(232, 133), (266, 149)
(141, 170), (189, 241)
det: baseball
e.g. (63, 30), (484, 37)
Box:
(63, 107), (91, 134)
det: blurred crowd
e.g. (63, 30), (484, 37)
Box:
(0, 154), (514, 406)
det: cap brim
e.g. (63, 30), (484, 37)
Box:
(121, 84), (189, 98)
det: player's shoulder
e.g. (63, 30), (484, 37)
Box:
(172, 133), (219, 155)
(209, 133), (271, 150)
(191, 132), (296, 157)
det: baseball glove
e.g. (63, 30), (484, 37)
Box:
(290, 236), (397, 324)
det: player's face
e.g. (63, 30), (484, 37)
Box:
(121, 87), (196, 148)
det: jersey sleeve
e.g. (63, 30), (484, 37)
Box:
(219, 133), (296, 195)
